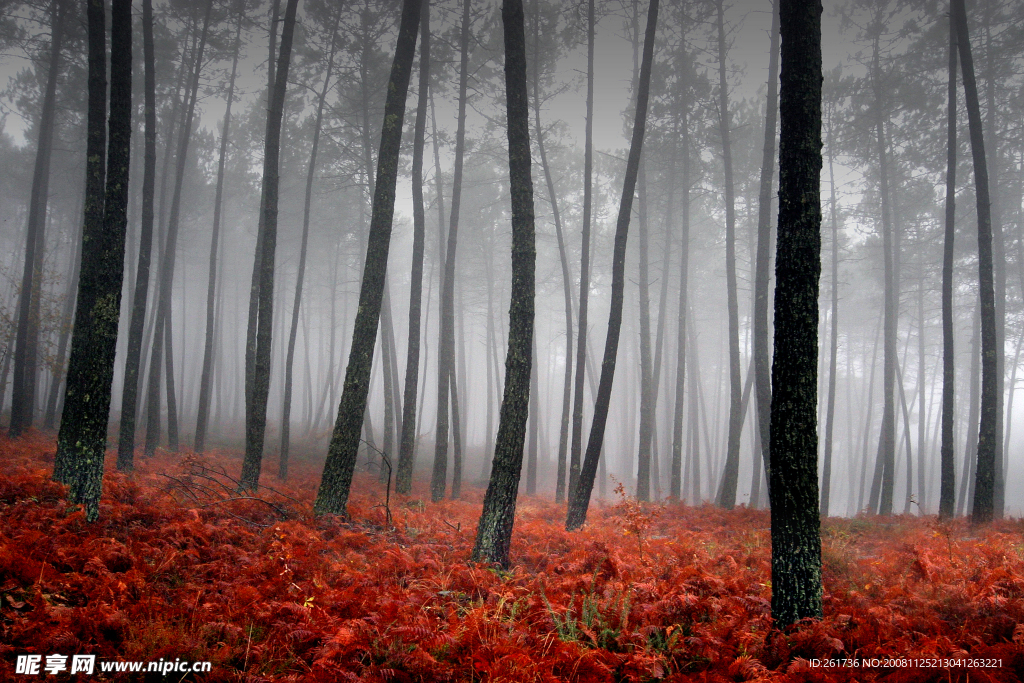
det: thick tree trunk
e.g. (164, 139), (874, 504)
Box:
(770, 0), (822, 628)
(240, 0), (300, 492)
(952, 0), (998, 524)
(471, 0), (537, 565)
(313, 0), (421, 516)
(57, 0), (131, 522)
(10, 0), (65, 439)
(565, 0), (658, 531)
(431, 0), (471, 503)
(714, 0), (744, 510)
(195, 5), (245, 455)
(279, 7), (341, 478)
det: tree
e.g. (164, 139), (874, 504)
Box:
(431, 0), (471, 503)
(314, 0), (422, 516)
(396, 0), (431, 496)
(820, 68), (841, 517)
(55, 0), (132, 522)
(279, 2), (343, 479)
(239, 0), (301, 492)
(565, 0), (658, 532)
(939, 8), (957, 520)
(470, 0), (537, 566)
(753, 0), (780, 501)
(714, 0), (744, 510)
(195, 0), (246, 456)
(9, 0), (66, 439)
(770, 0), (822, 628)
(116, 0), (157, 471)
(951, 0), (998, 524)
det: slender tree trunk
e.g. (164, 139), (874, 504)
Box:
(431, 0), (471, 502)
(670, 55), (691, 504)
(44, 203), (82, 430)
(397, 2), (430, 494)
(714, 0), (744, 510)
(566, 0), (658, 531)
(471, 0), (537, 565)
(526, 334), (539, 495)
(753, 1), (780, 498)
(952, 0), (998, 523)
(569, 0), (595, 499)
(57, 0), (131, 521)
(195, 5), (244, 455)
(958, 308), (981, 516)
(240, 0), (300, 492)
(10, 0), (65, 438)
(279, 6), (341, 477)
(314, 0), (421, 516)
(115, 0), (156, 470)
(820, 99), (840, 517)
(868, 29), (897, 516)
(530, 0), (574, 503)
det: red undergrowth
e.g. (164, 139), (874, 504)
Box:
(1, 431), (1023, 681)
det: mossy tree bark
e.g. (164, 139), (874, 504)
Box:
(470, 0), (537, 567)
(314, 0), (421, 516)
(770, 0), (823, 628)
(56, 0), (132, 522)
(565, 0), (658, 532)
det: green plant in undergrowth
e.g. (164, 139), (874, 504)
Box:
(540, 566), (628, 651)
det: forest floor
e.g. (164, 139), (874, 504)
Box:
(2, 432), (1024, 682)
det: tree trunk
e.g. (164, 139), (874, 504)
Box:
(279, 6), (341, 478)
(670, 53), (691, 504)
(952, 0), (998, 524)
(313, 0), (421, 516)
(10, 0), (65, 439)
(565, 0), (658, 531)
(239, 0), (300, 492)
(771, 0), (822, 628)
(470, 0), (537, 565)
(569, 0), (595, 499)
(820, 97), (840, 517)
(714, 0), (744, 510)
(57, 0), (131, 521)
(530, 0), (574, 503)
(195, 4), (244, 455)
(431, 0), (470, 503)
(397, 2), (429, 494)
(115, 0), (156, 470)
(753, 1), (780, 499)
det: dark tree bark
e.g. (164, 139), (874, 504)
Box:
(56, 0), (132, 522)
(10, 0), (65, 439)
(396, 0), (431, 495)
(569, 0), (595, 499)
(770, 0), (822, 628)
(470, 0), (537, 565)
(753, 0), (780, 499)
(313, 0), (421, 516)
(240, 0), (300, 492)
(195, 2), (245, 455)
(279, 5), (342, 478)
(431, 0), (471, 503)
(565, 0), (658, 531)
(952, 0), (998, 524)
(116, 0), (156, 471)
(714, 0), (744, 510)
